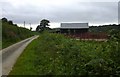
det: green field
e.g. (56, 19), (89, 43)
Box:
(9, 32), (120, 76)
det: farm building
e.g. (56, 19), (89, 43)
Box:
(59, 23), (89, 34)
(54, 23), (108, 39)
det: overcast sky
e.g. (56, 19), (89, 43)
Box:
(0, 0), (119, 30)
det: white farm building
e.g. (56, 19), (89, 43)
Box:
(59, 23), (89, 34)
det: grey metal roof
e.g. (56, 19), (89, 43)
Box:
(60, 23), (89, 29)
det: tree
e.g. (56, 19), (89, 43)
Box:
(30, 27), (32, 31)
(36, 19), (50, 32)
(36, 25), (40, 32)
(14, 24), (17, 26)
(40, 19), (50, 29)
(2, 18), (8, 22)
(8, 20), (13, 25)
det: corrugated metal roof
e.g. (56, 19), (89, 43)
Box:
(60, 23), (89, 29)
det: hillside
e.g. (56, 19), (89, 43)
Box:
(1, 18), (34, 48)
(89, 24), (120, 33)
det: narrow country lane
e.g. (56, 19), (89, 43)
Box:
(0, 35), (39, 76)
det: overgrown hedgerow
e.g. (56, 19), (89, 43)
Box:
(2, 21), (34, 48)
(10, 31), (120, 76)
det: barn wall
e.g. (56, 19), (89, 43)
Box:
(60, 28), (88, 34)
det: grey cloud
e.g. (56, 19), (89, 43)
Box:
(49, 2), (118, 23)
(1, 1), (118, 25)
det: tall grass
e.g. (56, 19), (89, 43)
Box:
(2, 21), (34, 48)
(9, 32), (120, 76)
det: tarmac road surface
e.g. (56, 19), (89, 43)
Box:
(0, 35), (39, 76)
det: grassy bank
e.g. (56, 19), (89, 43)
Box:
(1, 19), (35, 48)
(9, 32), (120, 76)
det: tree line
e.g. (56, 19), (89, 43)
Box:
(2, 18), (17, 26)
